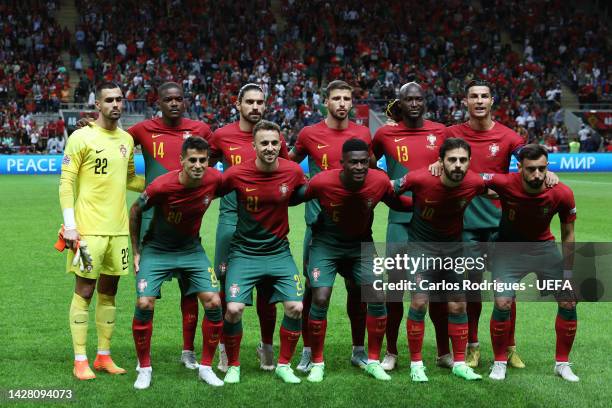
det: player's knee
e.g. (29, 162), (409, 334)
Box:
(411, 297), (428, 312)
(203, 293), (221, 310)
(284, 301), (303, 319)
(448, 301), (466, 315)
(494, 297), (512, 311)
(225, 303), (244, 320)
(136, 297), (155, 311)
(312, 290), (331, 308)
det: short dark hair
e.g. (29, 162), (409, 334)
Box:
(464, 79), (492, 95)
(439, 137), (471, 159)
(325, 80), (353, 98)
(342, 138), (369, 154)
(158, 81), (183, 96)
(181, 136), (209, 156)
(238, 83), (264, 102)
(96, 81), (121, 98)
(253, 120), (280, 138)
(518, 143), (548, 162)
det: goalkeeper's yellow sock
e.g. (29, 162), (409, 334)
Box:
(95, 293), (116, 352)
(69, 293), (91, 358)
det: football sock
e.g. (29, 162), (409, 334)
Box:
(132, 307), (154, 368)
(508, 299), (517, 347)
(69, 293), (91, 357)
(256, 291), (276, 346)
(347, 290), (366, 347)
(555, 307), (577, 362)
(448, 312), (468, 363)
(180, 294), (198, 352)
(301, 288), (312, 348)
(223, 319), (243, 367)
(490, 306), (511, 362)
(385, 301), (403, 355)
(467, 301), (482, 344)
(429, 302), (450, 356)
(407, 307), (426, 362)
(95, 293), (116, 352)
(201, 307), (223, 366)
(219, 291), (226, 345)
(279, 315), (301, 365)
(309, 304), (329, 364)
(366, 303), (387, 360)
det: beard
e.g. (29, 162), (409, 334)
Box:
(444, 167), (466, 182)
(525, 177), (544, 189)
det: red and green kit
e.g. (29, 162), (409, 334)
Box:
(219, 158), (307, 305)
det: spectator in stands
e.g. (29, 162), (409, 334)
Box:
(569, 138), (581, 153)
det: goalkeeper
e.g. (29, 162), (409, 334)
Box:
(58, 82), (144, 380)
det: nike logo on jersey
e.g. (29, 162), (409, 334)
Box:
(106, 320), (115, 324)
(151, 133), (163, 139)
(73, 320), (86, 324)
(317, 144), (328, 149)
(394, 138), (406, 142)
(229, 146), (241, 151)
(424, 199), (439, 204)
(330, 203), (342, 207)
(96, 149), (104, 154)
(245, 187), (257, 192)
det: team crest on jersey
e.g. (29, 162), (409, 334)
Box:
(229, 283), (240, 298)
(119, 144), (127, 158)
(62, 154), (71, 165)
(489, 143), (500, 157)
(183, 131), (192, 139)
(279, 183), (289, 197)
(203, 195), (211, 207)
(312, 268), (321, 282)
(426, 134), (437, 149)
(137, 279), (148, 293)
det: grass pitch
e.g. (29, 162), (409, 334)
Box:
(0, 173), (610, 407)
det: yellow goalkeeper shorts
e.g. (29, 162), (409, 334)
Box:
(66, 235), (130, 279)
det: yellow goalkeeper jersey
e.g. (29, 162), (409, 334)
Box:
(59, 123), (144, 235)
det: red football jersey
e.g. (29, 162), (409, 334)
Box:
(220, 158), (307, 255)
(444, 121), (525, 230)
(443, 121), (523, 174)
(395, 168), (486, 241)
(485, 173), (576, 241)
(293, 120), (372, 175)
(140, 168), (221, 250)
(373, 120), (446, 223)
(129, 117), (212, 185)
(304, 169), (411, 242)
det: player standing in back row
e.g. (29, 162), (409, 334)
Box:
(373, 82), (451, 371)
(437, 79), (528, 369)
(128, 82), (213, 370)
(289, 80), (373, 372)
(59, 82), (144, 380)
(209, 83), (290, 372)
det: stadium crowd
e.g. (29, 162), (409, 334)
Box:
(0, 0), (610, 152)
